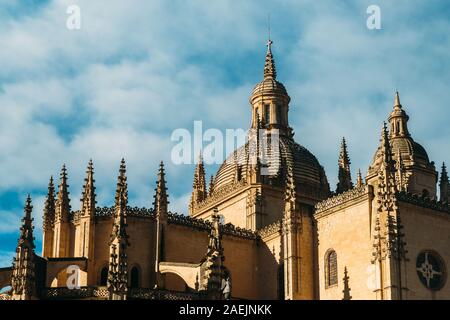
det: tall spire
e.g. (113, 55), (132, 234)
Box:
(209, 175), (215, 196)
(154, 161), (169, 218)
(11, 195), (36, 300)
(154, 161), (169, 289)
(81, 159), (96, 216)
(336, 137), (353, 194)
(189, 153), (207, 215)
(55, 164), (71, 223)
(42, 177), (55, 258)
(43, 176), (55, 232)
(108, 158), (129, 300)
(440, 162), (449, 203)
(111, 158), (129, 243)
(264, 38), (276, 80)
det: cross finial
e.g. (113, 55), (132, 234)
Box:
(267, 39), (273, 51)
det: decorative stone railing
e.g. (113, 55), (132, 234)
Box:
(195, 180), (248, 211)
(94, 206), (155, 219)
(128, 288), (200, 300)
(396, 191), (450, 214)
(40, 287), (198, 300)
(315, 185), (367, 213)
(168, 212), (258, 240)
(42, 287), (93, 299)
(0, 294), (11, 300)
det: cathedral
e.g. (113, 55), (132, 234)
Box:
(1, 39), (449, 300)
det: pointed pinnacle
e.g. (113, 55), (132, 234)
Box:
(25, 194), (33, 212)
(394, 91), (401, 107)
(356, 169), (363, 187)
(264, 39), (277, 80)
(441, 162), (449, 183)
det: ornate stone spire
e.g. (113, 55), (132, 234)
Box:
(154, 161), (169, 219)
(372, 123), (408, 299)
(153, 161), (169, 289)
(11, 195), (36, 300)
(42, 177), (55, 258)
(336, 137), (353, 194)
(356, 169), (363, 188)
(264, 39), (276, 80)
(396, 149), (407, 192)
(108, 159), (129, 300)
(201, 209), (225, 299)
(81, 159), (96, 216)
(282, 164), (302, 299)
(209, 175), (215, 196)
(440, 162), (449, 203)
(380, 123), (395, 169)
(55, 164), (71, 223)
(189, 154), (207, 214)
(43, 177), (55, 232)
(284, 164), (297, 220)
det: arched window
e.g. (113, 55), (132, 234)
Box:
(325, 250), (338, 288)
(264, 104), (270, 124)
(99, 267), (108, 286)
(130, 266), (140, 288)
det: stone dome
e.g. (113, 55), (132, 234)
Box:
(251, 78), (289, 100)
(214, 135), (330, 199)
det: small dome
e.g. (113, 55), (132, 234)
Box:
(369, 136), (431, 172)
(214, 135), (330, 199)
(391, 138), (429, 163)
(251, 78), (289, 99)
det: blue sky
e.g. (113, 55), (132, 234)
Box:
(0, 0), (449, 267)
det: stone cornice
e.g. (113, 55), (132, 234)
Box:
(396, 191), (450, 214)
(258, 220), (282, 239)
(194, 180), (248, 212)
(90, 206), (155, 220)
(314, 185), (369, 215)
(168, 212), (258, 240)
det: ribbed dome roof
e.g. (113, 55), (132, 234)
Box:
(251, 78), (289, 98)
(214, 135), (330, 197)
(370, 136), (430, 172)
(391, 138), (429, 163)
